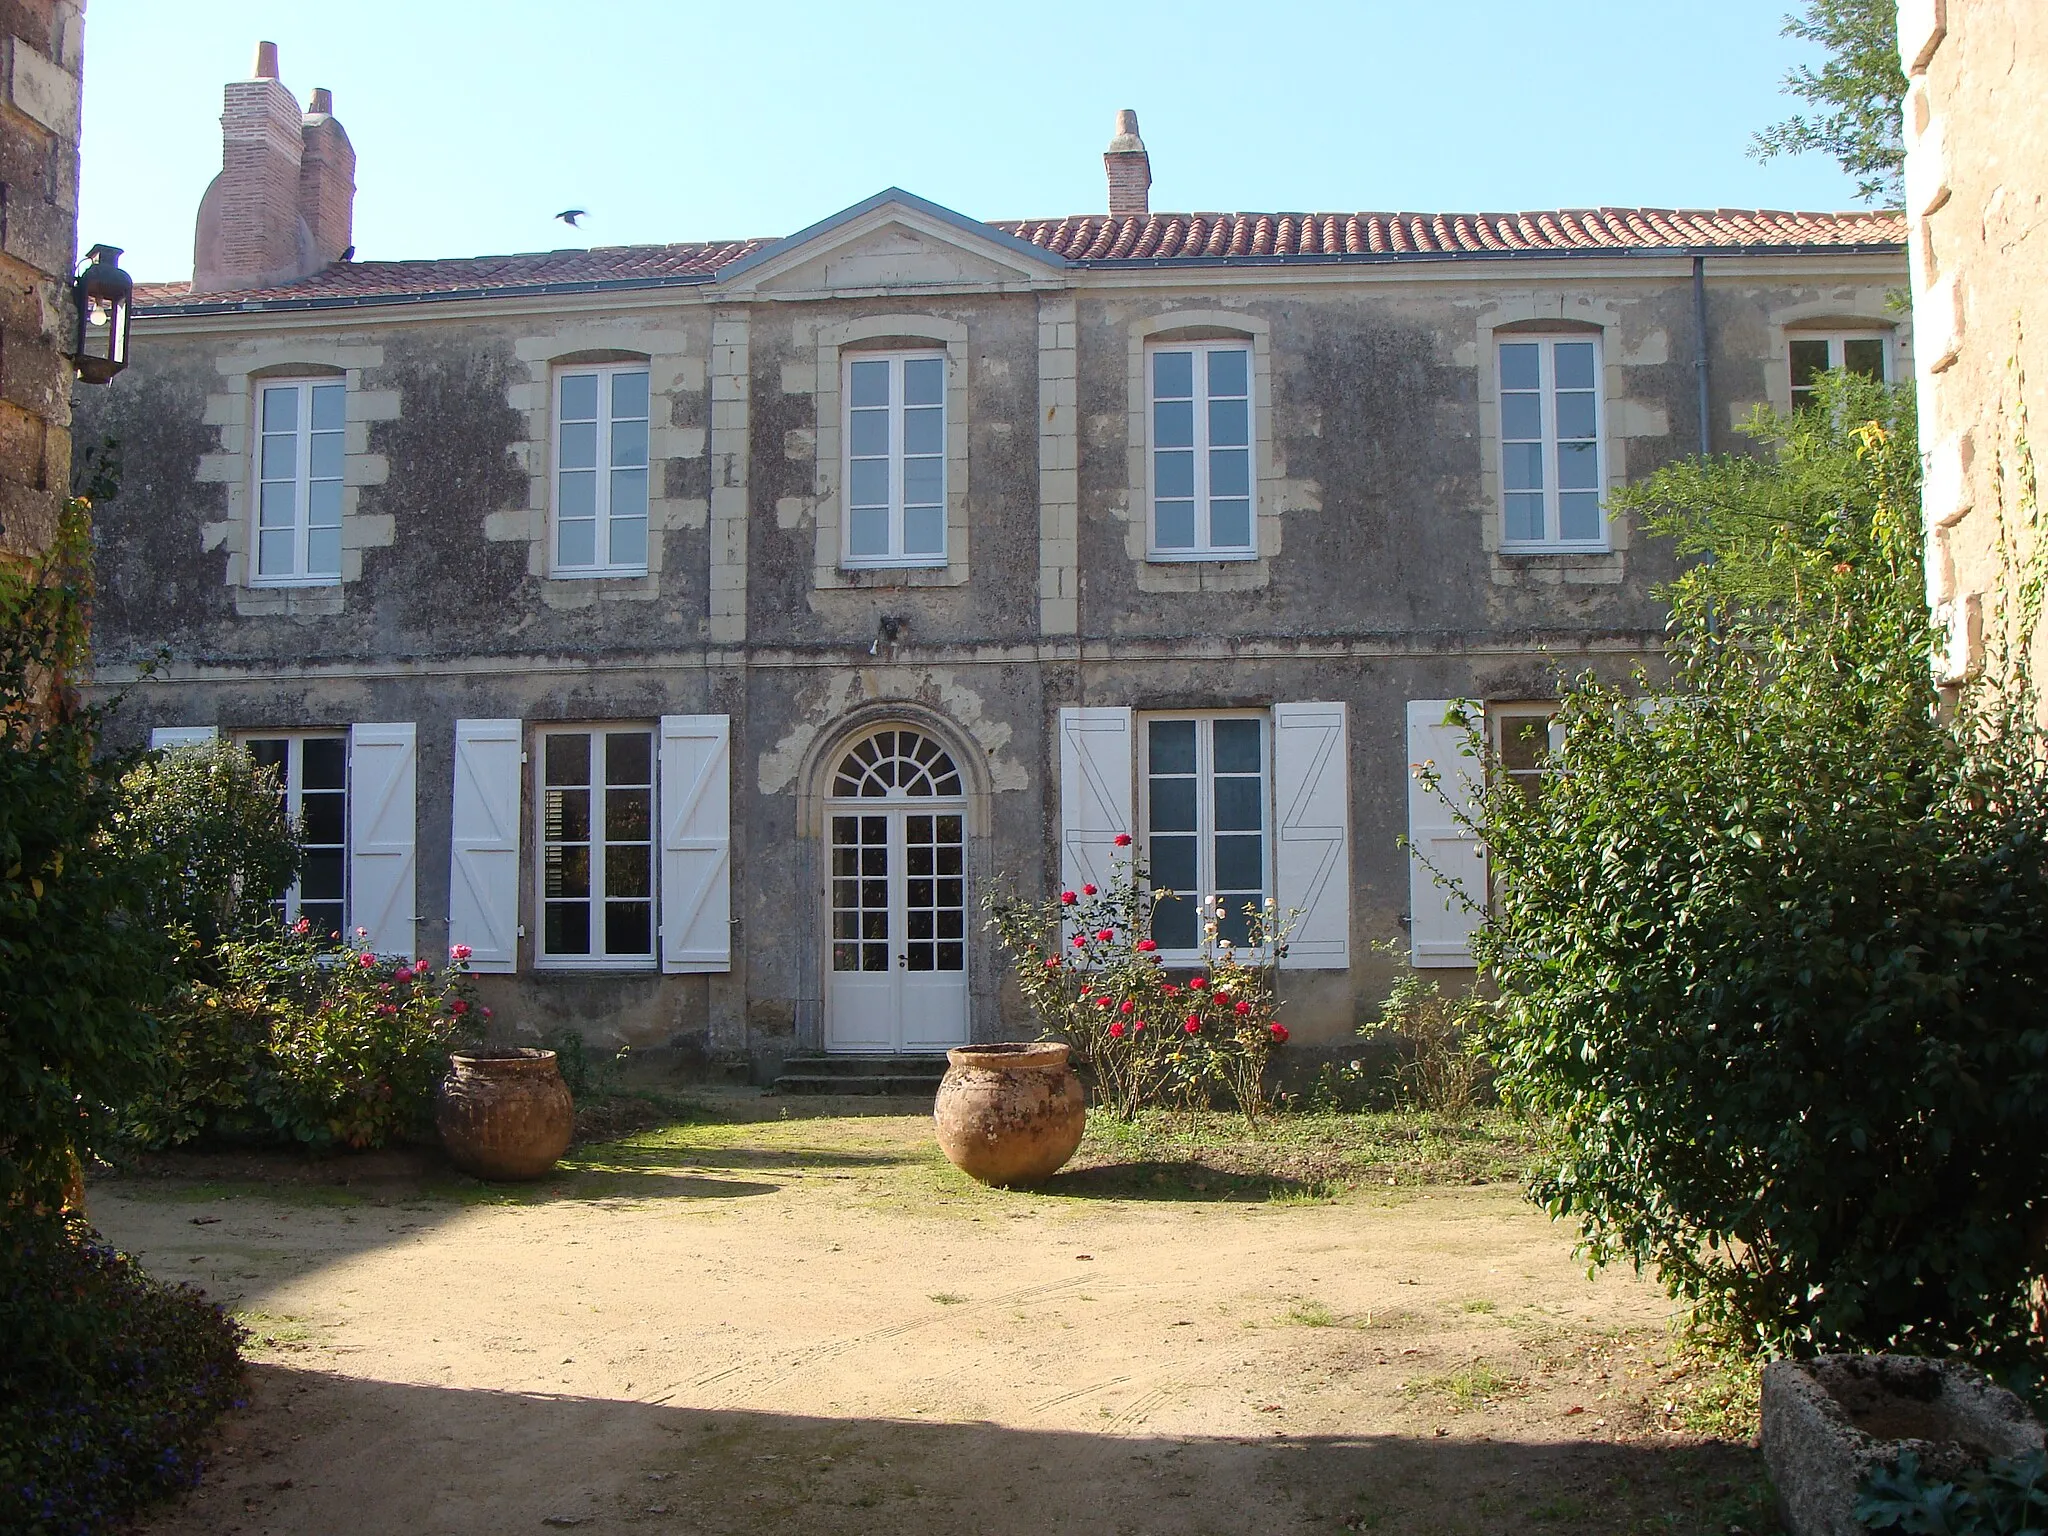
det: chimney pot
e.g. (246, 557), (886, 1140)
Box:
(1104, 108), (1151, 218)
(252, 40), (279, 79)
(308, 86), (333, 115)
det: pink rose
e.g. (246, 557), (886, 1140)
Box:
(450, 1000), (469, 1015)
(1119, 999), (1135, 1015)
(1044, 957), (1062, 970)
(356, 952), (377, 970)
(377, 1003), (397, 1017)
(450, 943), (472, 961)
(481, 1007), (493, 1021)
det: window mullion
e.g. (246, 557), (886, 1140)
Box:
(591, 735), (606, 961)
(889, 359), (904, 559)
(295, 386), (313, 577)
(1196, 718), (1214, 909)
(595, 373), (614, 571)
(1192, 349), (1209, 554)
(1541, 341), (1559, 545)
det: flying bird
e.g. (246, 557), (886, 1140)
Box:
(554, 209), (587, 227)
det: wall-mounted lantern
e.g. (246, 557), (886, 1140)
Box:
(72, 243), (133, 384)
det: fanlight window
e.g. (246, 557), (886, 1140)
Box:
(832, 729), (963, 799)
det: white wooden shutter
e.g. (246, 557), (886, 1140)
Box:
(348, 722), (417, 958)
(659, 714), (730, 973)
(150, 725), (217, 748)
(1406, 699), (1486, 968)
(1058, 706), (1133, 897)
(1273, 701), (1350, 970)
(448, 719), (522, 974)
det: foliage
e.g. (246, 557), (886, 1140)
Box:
(1352, 942), (1493, 1118)
(1859, 1450), (2048, 1534)
(985, 840), (1292, 1124)
(540, 1026), (627, 1099)
(0, 499), (177, 1208)
(0, 1207), (244, 1536)
(108, 740), (300, 961)
(1749, 0), (1905, 205)
(119, 928), (483, 1152)
(1458, 374), (2048, 1363)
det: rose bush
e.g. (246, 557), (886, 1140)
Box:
(987, 839), (1294, 1123)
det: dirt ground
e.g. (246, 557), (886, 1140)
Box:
(92, 1096), (1775, 1535)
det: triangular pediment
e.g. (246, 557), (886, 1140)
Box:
(715, 188), (1068, 297)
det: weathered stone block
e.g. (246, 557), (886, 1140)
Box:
(1761, 1354), (2043, 1536)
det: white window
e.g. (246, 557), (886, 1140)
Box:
(1148, 342), (1254, 558)
(537, 725), (656, 967)
(843, 351), (946, 566)
(244, 733), (349, 937)
(1492, 704), (1561, 803)
(1498, 336), (1606, 551)
(554, 365), (650, 576)
(253, 379), (345, 584)
(1789, 332), (1890, 412)
(1141, 713), (1269, 956)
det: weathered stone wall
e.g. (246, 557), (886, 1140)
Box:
(80, 252), (1908, 1078)
(0, 0), (83, 557)
(1902, 0), (2048, 701)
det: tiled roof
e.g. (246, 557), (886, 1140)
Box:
(135, 206), (1904, 311)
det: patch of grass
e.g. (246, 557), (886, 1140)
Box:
(1284, 1299), (1338, 1327)
(1459, 1298), (1498, 1315)
(1653, 1336), (1763, 1441)
(1405, 1360), (1525, 1411)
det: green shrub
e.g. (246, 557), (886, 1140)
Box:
(1353, 946), (1493, 1118)
(1859, 1449), (2048, 1534)
(0, 500), (177, 1207)
(0, 1208), (244, 1536)
(540, 1026), (626, 1098)
(1462, 375), (2048, 1363)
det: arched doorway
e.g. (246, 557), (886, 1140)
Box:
(824, 727), (970, 1053)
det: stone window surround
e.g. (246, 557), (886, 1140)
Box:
(804, 313), (972, 591)
(1760, 297), (1910, 418)
(196, 340), (396, 618)
(1122, 310), (1286, 594)
(486, 326), (708, 611)
(1473, 299), (1636, 589)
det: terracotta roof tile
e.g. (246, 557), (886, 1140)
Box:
(136, 206), (1904, 311)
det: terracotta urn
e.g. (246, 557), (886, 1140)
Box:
(934, 1041), (1087, 1187)
(436, 1048), (574, 1181)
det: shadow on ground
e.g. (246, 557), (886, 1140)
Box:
(1043, 1158), (1329, 1202)
(145, 1364), (1778, 1536)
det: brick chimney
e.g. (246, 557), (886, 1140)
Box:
(191, 43), (354, 294)
(1104, 109), (1151, 218)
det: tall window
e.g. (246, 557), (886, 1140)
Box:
(1492, 705), (1561, 804)
(538, 726), (655, 966)
(1499, 336), (1605, 550)
(254, 379), (345, 584)
(554, 365), (650, 576)
(1142, 714), (1269, 955)
(844, 351), (946, 566)
(245, 734), (348, 936)
(1789, 332), (1889, 411)
(1149, 343), (1253, 558)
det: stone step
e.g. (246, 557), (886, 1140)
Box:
(771, 1072), (945, 1097)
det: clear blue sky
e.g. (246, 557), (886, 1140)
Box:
(79, 0), (1869, 282)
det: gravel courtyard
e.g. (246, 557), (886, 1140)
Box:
(92, 1100), (1774, 1535)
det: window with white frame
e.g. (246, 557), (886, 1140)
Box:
(1789, 332), (1889, 412)
(538, 725), (655, 966)
(554, 365), (651, 576)
(1492, 704), (1561, 804)
(254, 379), (345, 584)
(1498, 336), (1606, 550)
(1148, 343), (1254, 558)
(244, 733), (348, 936)
(843, 351), (946, 566)
(1142, 713), (1269, 955)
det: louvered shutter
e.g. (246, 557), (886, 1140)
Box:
(1058, 706), (1133, 898)
(449, 719), (522, 974)
(659, 714), (730, 973)
(150, 725), (218, 748)
(1273, 701), (1350, 970)
(349, 722), (418, 958)
(1406, 700), (1485, 968)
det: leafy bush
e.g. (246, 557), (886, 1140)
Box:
(1460, 375), (2048, 1362)
(0, 1208), (244, 1536)
(987, 840), (1292, 1123)
(108, 739), (299, 959)
(1859, 1449), (2048, 1534)
(540, 1026), (626, 1098)
(1353, 947), (1492, 1118)
(0, 499), (177, 1207)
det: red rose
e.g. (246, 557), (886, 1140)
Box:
(451, 1000), (469, 1015)
(1060, 890), (1078, 905)
(1044, 956), (1062, 969)
(1133, 1021), (1146, 1033)
(1071, 934), (1086, 949)
(1119, 999), (1135, 1014)
(356, 952), (377, 970)
(1096, 928), (1115, 942)
(1096, 996), (1112, 1009)
(377, 1003), (397, 1016)
(292, 917), (311, 935)
(1269, 1023), (1289, 1043)
(1234, 1000), (1252, 1015)
(1183, 1016), (1200, 1034)
(1079, 990), (1092, 1002)
(1082, 883), (1097, 897)
(1189, 976), (1208, 991)
(1108, 1021), (1125, 1039)
(1162, 983), (1179, 997)
(1136, 939), (1157, 953)
(1114, 833), (1133, 847)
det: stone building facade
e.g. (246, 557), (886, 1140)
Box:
(1900, 0), (2048, 699)
(85, 51), (1908, 1078)
(0, 0), (85, 559)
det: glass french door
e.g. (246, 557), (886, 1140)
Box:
(825, 805), (969, 1053)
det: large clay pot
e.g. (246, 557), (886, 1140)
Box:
(934, 1041), (1087, 1187)
(436, 1049), (574, 1181)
